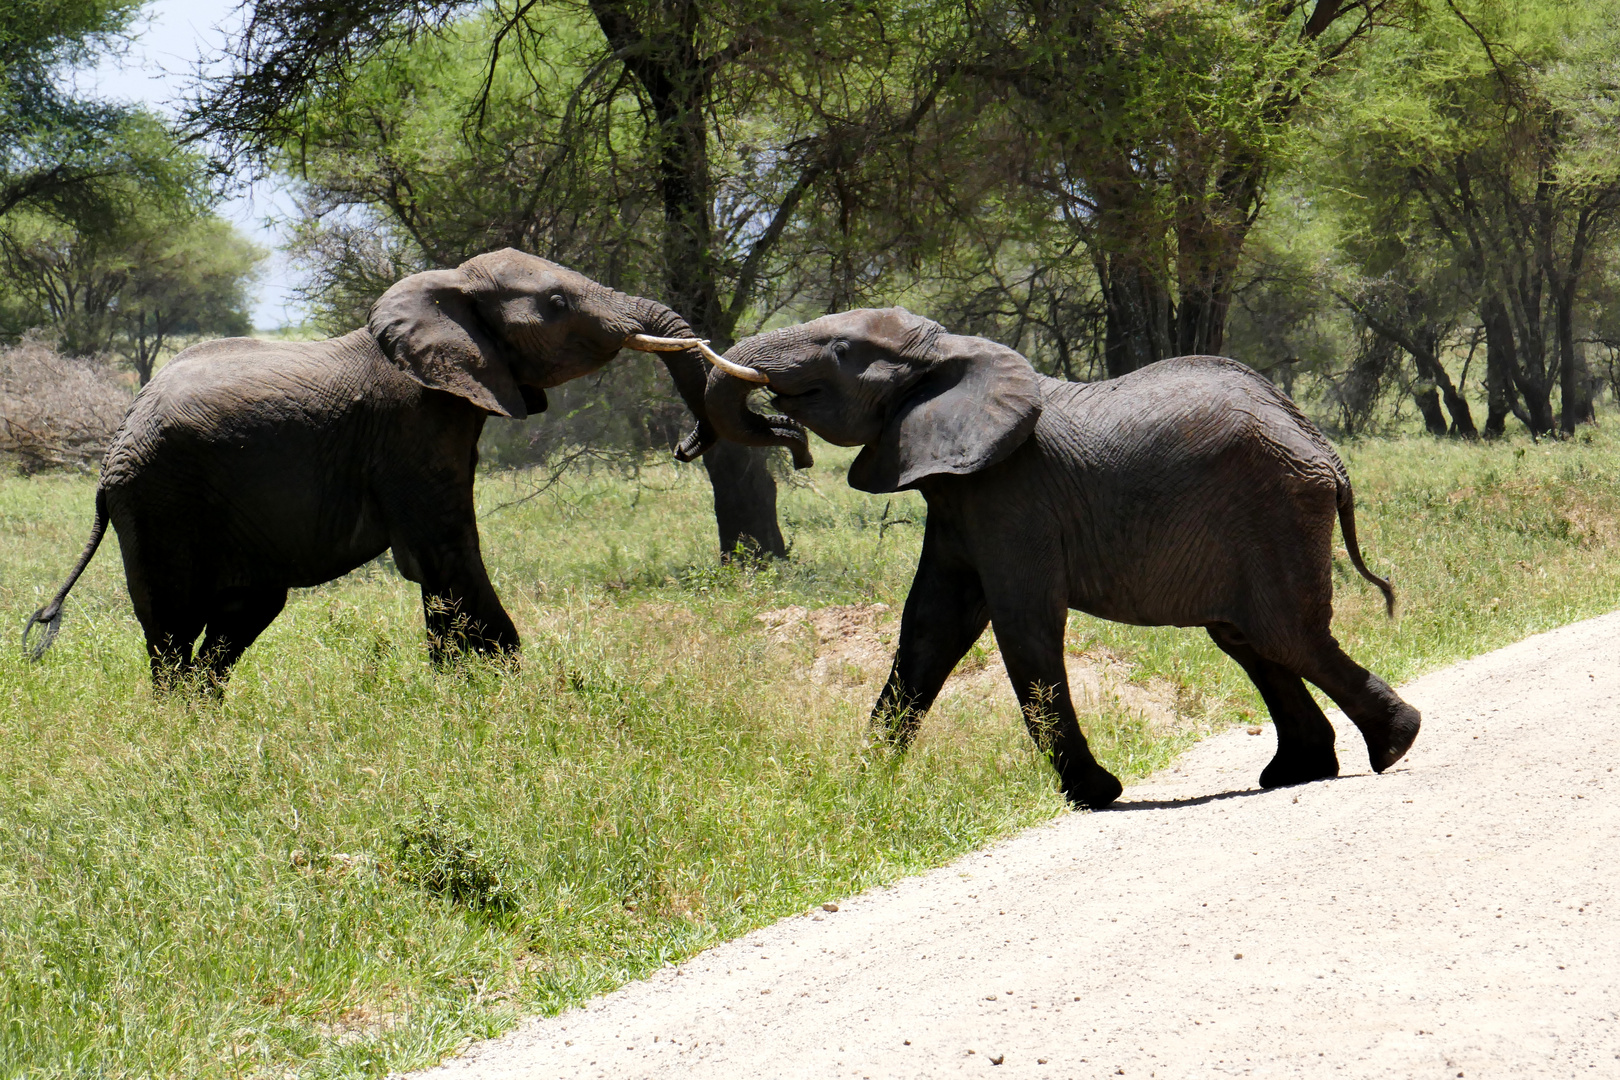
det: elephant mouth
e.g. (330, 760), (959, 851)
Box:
(769, 386), (821, 408)
(566, 331), (619, 363)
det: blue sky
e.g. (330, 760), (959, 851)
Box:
(84, 0), (304, 328)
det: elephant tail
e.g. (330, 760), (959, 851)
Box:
(1336, 478), (1395, 617)
(24, 489), (110, 661)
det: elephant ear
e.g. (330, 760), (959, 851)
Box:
(849, 334), (1042, 494)
(368, 268), (528, 419)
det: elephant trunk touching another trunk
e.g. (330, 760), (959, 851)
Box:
(620, 296), (794, 464)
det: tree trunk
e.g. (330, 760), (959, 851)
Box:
(1173, 281), (1230, 357)
(1409, 331), (1477, 438)
(1172, 199), (1244, 357)
(591, 0), (787, 559)
(1557, 288), (1592, 435)
(1412, 383), (1449, 435)
(1512, 330), (1557, 438)
(1520, 381), (1556, 437)
(1482, 302), (1511, 438)
(1100, 251), (1172, 378)
(703, 440), (786, 559)
(1480, 294), (1534, 437)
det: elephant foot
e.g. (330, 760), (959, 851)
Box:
(1361, 702), (1421, 773)
(1259, 745), (1339, 789)
(1063, 766), (1124, 810)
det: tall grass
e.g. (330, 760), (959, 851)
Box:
(3, 427), (1619, 1077)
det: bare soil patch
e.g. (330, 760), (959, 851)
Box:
(754, 603), (1189, 737)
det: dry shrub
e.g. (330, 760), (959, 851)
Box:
(0, 335), (131, 473)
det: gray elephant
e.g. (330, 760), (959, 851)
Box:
(25, 249), (766, 689)
(701, 307), (1420, 809)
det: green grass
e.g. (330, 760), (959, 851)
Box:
(3, 429), (1620, 1077)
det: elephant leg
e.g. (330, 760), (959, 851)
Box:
(380, 477), (518, 663)
(871, 538), (990, 748)
(144, 622), (203, 692)
(1207, 623), (1339, 789)
(419, 576), (519, 663)
(395, 532), (518, 663)
(987, 589), (1122, 810)
(196, 586), (289, 690)
(1293, 640), (1421, 774)
(122, 545), (203, 691)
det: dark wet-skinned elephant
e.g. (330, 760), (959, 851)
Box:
(701, 307), (1420, 809)
(25, 248), (767, 690)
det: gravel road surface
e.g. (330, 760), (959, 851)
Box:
(408, 611), (1620, 1079)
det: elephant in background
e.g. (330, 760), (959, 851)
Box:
(26, 249), (771, 689)
(702, 308), (1420, 809)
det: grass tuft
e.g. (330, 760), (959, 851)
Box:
(393, 804), (520, 916)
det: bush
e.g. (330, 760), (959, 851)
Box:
(394, 803), (520, 914)
(0, 335), (131, 473)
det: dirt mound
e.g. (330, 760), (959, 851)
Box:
(756, 603), (894, 686)
(755, 603), (1188, 733)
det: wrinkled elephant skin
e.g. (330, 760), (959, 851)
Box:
(706, 308), (1420, 808)
(27, 249), (716, 691)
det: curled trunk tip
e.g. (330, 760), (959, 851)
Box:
(703, 367), (813, 469)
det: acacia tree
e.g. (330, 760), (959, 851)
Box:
(1322, 0), (1620, 437)
(0, 0), (183, 227)
(950, 0), (1398, 376)
(192, 0), (954, 558)
(1, 204), (262, 380)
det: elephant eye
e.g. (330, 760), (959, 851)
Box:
(548, 293), (569, 313)
(831, 340), (848, 359)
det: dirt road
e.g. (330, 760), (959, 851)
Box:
(409, 612), (1620, 1079)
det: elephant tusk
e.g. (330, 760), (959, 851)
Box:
(625, 334), (770, 384)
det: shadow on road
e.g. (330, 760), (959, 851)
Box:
(1109, 773), (1372, 811)
(1105, 786), (1270, 812)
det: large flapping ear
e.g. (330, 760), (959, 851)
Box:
(849, 331), (1042, 494)
(368, 268), (528, 418)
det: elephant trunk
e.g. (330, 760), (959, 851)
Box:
(703, 338), (814, 469)
(615, 296), (722, 461)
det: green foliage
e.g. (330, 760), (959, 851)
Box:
(1, 201), (264, 379)
(927, 0), (1400, 370)
(0, 3), (264, 370)
(394, 803), (520, 914)
(0, 0), (173, 226)
(283, 1), (955, 324)
(5, 431), (1620, 1076)
(1313, 0), (1620, 435)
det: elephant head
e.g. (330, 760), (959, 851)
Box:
(706, 307), (1042, 492)
(368, 248), (763, 460)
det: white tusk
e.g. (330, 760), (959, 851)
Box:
(625, 334), (769, 384)
(693, 339), (770, 383)
(624, 333), (696, 352)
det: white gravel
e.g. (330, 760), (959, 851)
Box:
(407, 611), (1620, 1079)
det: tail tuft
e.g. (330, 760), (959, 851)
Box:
(20, 488), (109, 661)
(23, 604), (64, 661)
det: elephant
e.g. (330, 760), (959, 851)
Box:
(701, 307), (1420, 809)
(24, 248), (771, 690)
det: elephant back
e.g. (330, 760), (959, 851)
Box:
(1056, 355), (1346, 492)
(99, 331), (388, 490)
